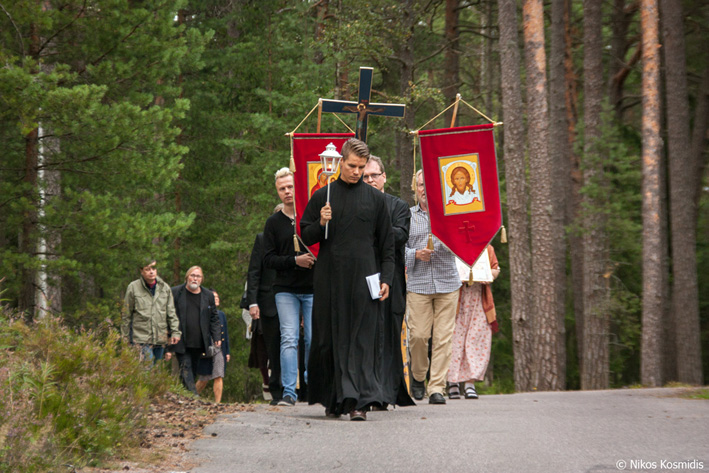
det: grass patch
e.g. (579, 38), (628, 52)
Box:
(676, 387), (709, 400)
(0, 310), (179, 473)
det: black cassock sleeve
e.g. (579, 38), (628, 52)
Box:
(389, 196), (411, 250)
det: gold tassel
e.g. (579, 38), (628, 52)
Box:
(289, 132), (296, 172)
(468, 267), (474, 286)
(427, 234), (434, 250)
(293, 233), (300, 252)
(501, 225), (507, 244)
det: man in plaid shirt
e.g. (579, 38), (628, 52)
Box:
(405, 170), (462, 405)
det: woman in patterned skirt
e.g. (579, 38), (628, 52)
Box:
(447, 245), (500, 399)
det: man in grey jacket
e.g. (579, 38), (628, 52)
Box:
(121, 258), (181, 363)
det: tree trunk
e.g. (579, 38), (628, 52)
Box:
(660, 0), (703, 385)
(549, 0), (571, 380)
(482, 0), (494, 115)
(581, 0), (611, 390)
(35, 123), (62, 317)
(523, 0), (566, 391)
(563, 0), (584, 378)
(19, 24), (41, 317)
(608, 0), (639, 121)
(659, 132), (674, 383)
(313, 0), (329, 64)
(691, 67), (709, 218)
(640, 0), (663, 387)
(498, 0), (533, 391)
(443, 0), (460, 126)
(397, 0), (415, 206)
(20, 127), (39, 316)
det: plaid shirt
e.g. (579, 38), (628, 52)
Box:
(405, 204), (462, 295)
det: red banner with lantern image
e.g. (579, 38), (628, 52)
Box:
(418, 124), (502, 267)
(291, 133), (355, 256)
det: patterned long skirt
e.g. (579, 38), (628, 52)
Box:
(447, 283), (492, 383)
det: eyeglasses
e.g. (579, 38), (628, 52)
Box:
(363, 173), (382, 181)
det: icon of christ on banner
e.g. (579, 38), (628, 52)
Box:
(439, 154), (485, 216)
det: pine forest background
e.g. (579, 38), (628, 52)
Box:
(1, 0), (707, 402)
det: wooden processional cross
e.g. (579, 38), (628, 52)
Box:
(318, 67), (405, 142)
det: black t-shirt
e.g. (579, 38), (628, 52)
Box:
(184, 290), (203, 349)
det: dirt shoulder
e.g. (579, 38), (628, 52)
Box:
(79, 392), (253, 473)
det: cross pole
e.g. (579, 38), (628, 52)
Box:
(319, 67), (405, 142)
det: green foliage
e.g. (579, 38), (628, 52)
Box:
(0, 0), (206, 311)
(697, 183), (709, 382)
(0, 311), (178, 472)
(0, 0), (706, 404)
(569, 107), (645, 387)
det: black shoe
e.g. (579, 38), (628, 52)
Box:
(429, 392), (446, 404)
(277, 395), (296, 406)
(349, 409), (367, 421)
(270, 398), (281, 406)
(411, 378), (425, 400)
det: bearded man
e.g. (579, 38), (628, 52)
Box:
(170, 266), (221, 394)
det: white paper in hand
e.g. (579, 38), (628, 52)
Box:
(366, 273), (381, 299)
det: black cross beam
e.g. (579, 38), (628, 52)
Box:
(319, 67), (405, 142)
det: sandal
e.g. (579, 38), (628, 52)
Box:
(464, 385), (479, 399)
(448, 383), (461, 399)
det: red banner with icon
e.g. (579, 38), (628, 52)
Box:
(418, 124), (502, 266)
(291, 133), (354, 256)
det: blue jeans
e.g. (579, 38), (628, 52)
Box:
(275, 292), (313, 400)
(139, 344), (165, 365)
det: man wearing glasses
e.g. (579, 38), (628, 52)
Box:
(362, 156), (415, 409)
(170, 266), (221, 394)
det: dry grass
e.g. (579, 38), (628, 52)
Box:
(79, 392), (253, 473)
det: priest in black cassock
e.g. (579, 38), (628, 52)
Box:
(300, 138), (397, 421)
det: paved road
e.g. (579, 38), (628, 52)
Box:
(188, 388), (708, 473)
